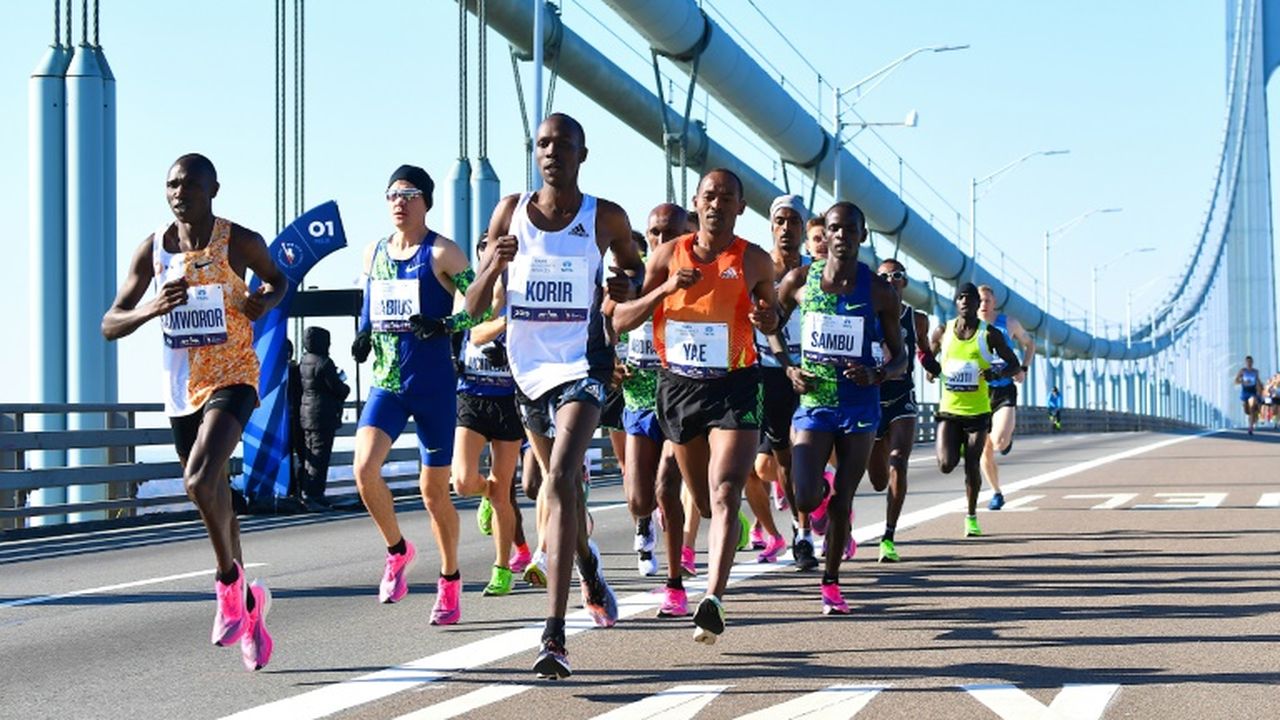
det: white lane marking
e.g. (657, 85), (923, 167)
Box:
(224, 431), (1205, 720)
(0, 563), (268, 609)
(1063, 493), (1139, 510)
(1000, 494), (1044, 512)
(850, 431), (1215, 543)
(736, 683), (887, 719)
(590, 684), (729, 720)
(393, 684), (533, 720)
(1132, 492), (1228, 510)
(963, 683), (1120, 719)
(1257, 492), (1280, 507)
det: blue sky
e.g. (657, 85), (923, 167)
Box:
(0, 1), (1247, 403)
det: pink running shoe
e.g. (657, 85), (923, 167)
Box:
(430, 576), (461, 625)
(810, 471), (835, 535)
(821, 583), (850, 615)
(680, 545), (697, 577)
(509, 545), (533, 575)
(844, 508), (857, 560)
(212, 561), (248, 646)
(579, 542), (618, 628)
(379, 540), (417, 604)
(756, 533), (787, 563)
(657, 586), (689, 617)
(771, 479), (789, 511)
(749, 525), (766, 551)
(240, 581), (274, 671)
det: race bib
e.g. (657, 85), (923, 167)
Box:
(369, 279), (418, 333)
(802, 313), (865, 366)
(627, 322), (660, 369)
(943, 359), (980, 392)
(510, 255), (589, 322)
(755, 310), (804, 358)
(666, 320), (729, 378)
(162, 284), (227, 348)
(462, 342), (513, 387)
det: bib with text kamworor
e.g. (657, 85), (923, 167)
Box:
(162, 285), (228, 348)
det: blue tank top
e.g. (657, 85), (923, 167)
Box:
(1241, 368), (1259, 389)
(798, 261), (884, 409)
(987, 313), (1014, 388)
(364, 233), (455, 395)
(457, 329), (515, 397)
(879, 303), (917, 400)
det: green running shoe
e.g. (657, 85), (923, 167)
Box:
(483, 564), (513, 596)
(965, 516), (983, 537)
(736, 509), (751, 551)
(877, 539), (900, 562)
(477, 496), (494, 536)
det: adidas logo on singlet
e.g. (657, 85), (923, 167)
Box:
(720, 267), (739, 279)
(568, 223), (589, 237)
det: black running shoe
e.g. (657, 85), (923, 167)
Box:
(1000, 438), (1013, 456)
(692, 596), (725, 644)
(533, 638), (571, 679)
(793, 538), (819, 571)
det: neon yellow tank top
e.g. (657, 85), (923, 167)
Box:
(939, 318), (993, 416)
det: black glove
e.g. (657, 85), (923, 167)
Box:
(481, 339), (508, 368)
(407, 314), (448, 341)
(351, 330), (372, 363)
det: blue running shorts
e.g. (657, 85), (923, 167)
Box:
(358, 386), (455, 466)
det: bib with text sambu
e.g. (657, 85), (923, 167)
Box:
(801, 313), (865, 366)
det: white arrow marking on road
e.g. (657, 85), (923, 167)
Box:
(392, 684), (533, 720)
(1001, 494), (1045, 512)
(1258, 493), (1280, 507)
(736, 684), (888, 719)
(963, 683), (1119, 719)
(590, 684), (729, 720)
(1131, 492), (1227, 510)
(1063, 494), (1138, 510)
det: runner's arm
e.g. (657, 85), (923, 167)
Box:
(613, 241), (686, 333)
(102, 235), (184, 340)
(925, 325), (945, 382)
(985, 325), (1021, 381)
(599, 201), (645, 302)
(1008, 316), (1035, 380)
(766, 265), (807, 369)
(913, 310), (942, 376)
(236, 228), (289, 321)
(871, 275), (908, 383)
(465, 194), (519, 319)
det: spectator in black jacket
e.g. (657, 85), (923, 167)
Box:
(286, 339), (306, 498)
(300, 326), (350, 509)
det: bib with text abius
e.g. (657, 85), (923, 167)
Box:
(162, 284), (228, 348)
(943, 359), (980, 393)
(666, 320), (730, 378)
(369, 279), (418, 333)
(802, 313), (865, 366)
(627, 321), (661, 369)
(510, 255), (590, 322)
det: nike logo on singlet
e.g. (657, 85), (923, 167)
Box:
(405, 263), (425, 273)
(193, 260), (213, 269)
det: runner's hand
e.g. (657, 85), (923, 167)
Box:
(662, 267), (701, 295)
(606, 266), (639, 303)
(351, 330), (372, 363)
(485, 234), (518, 272)
(842, 362), (879, 386)
(786, 365), (817, 394)
(408, 314), (448, 341)
(749, 298), (778, 334)
(242, 286), (271, 321)
(151, 277), (188, 317)
(480, 339), (508, 367)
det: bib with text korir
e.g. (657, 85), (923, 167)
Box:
(802, 313), (865, 367)
(462, 341), (514, 388)
(943, 359), (981, 392)
(162, 284), (228, 348)
(626, 321), (661, 369)
(369, 279), (418, 333)
(666, 320), (730, 378)
(509, 255), (590, 322)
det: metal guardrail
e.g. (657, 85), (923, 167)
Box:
(0, 400), (1200, 534)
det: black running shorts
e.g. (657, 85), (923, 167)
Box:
(935, 411), (992, 435)
(599, 386), (625, 432)
(170, 383), (258, 460)
(657, 367), (762, 445)
(759, 365), (798, 451)
(989, 383), (1018, 412)
(457, 392), (525, 442)
(876, 388), (918, 440)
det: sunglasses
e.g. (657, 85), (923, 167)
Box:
(879, 270), (906, 281)
(386, 188), (424, 202)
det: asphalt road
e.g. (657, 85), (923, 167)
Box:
(3, 429), (1278, 719)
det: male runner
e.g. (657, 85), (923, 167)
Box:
(773, 202), (908, 613)
(349, 165), (487, 625)
(1047, 385), (1064, 431)
(976, 285), (1035, 510)
(1236, 355), (1262, 435)
(452, 235), (524, 597)
(867, 259), (939, 563)
(467, 113), (645, 679)
(102, 153), (286, 671)
(614, 168), (781, 644)
(928, 283), (1021, 537)
(805, 215), (828, 259)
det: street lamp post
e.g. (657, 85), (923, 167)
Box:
(831, 110), (918, 200)
(1042, 207), (1122, 357)
(970, 149), (1069, 282)
(1092, 247), (1156, 343)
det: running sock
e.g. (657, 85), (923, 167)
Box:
(542, 617), (566, 644)
(666, 576), (684, 591)
(441, 570), (461, 582)
(966, 514), (977, 521)
(388, 538), (407, 556)
(882, 527), (896, 542)
(821, 573), (838, 586)
(637, 516), (652, 536)
(217, 564), (240, 586)
(798, 529), (814, 543)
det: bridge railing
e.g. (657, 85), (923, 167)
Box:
(0, 401), (1201, 534)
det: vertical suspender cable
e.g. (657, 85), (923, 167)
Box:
(274, 0), (282, 231)
(92, 0), (98, 45)
(55, 0), (60, 45)
(459, 0), (468, 160)
(299, 0), (305, 213)
(478, 0), (487, 161)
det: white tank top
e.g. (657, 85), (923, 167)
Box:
(505, 192), (605, 399)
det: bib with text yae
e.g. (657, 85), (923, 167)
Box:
(627, 322), (661, 369)
(370, 279), (418, 333)
(667, 320), (729, 378)
(162, 285), (228, 348)
(943, 359), (980, 392)
(802, 313), (865, 366)
(510, 256), (589, 322)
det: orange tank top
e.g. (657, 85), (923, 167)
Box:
(653, 233), (757, 378)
